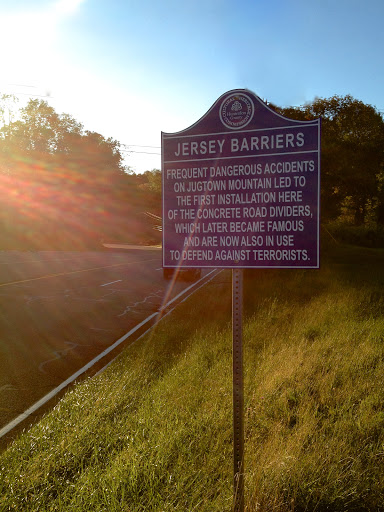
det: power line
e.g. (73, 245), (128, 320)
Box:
(122, 144), (160, 149)
(9, 92), (53, 98)
(1, 84), (52, 99)
(120, 149), (160, 155)
(120, 143), (161, 156)
(123, 150), (160, 155)
(7, 83), (39, 89)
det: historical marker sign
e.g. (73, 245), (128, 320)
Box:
(162, 89), (320, 269)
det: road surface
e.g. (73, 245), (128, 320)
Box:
(0, 247), (210, 444)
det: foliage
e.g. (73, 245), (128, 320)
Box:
(136, 168), (162, 217)
(1, 244), (384, 510)
(279, 95), (384, 225)
(3, 99), (84, 154)
(1, 93), (384, 247)
(0, 94), (18, 127)
(0, 98), (161, 249)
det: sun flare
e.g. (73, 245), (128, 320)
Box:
(0, 0), (86, 90)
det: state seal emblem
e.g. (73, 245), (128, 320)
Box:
(219, 93), (254, 130)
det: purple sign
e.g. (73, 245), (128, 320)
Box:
(162, 89), (321, 269)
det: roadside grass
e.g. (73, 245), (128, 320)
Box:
(1, 243), (384, 511)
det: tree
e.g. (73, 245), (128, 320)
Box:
(0, 94), (18, 127)
(279, 95), (384, 224)
(0, 98), (140, 248)
(140, 169), (161, 211)
(2, 99), (84, 155)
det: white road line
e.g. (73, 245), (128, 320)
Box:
(0, 259), (158, 288)
(0, 269), (219, 440)
(100, 279), (122, 287)
(94, 269), (221, 377)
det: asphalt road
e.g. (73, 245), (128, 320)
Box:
(0, 247), (208, 442)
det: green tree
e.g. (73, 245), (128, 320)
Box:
(2, 99), (84, 155)
(280, 95), (384, 224)
(140, 169), (161, 209)
(0, 98), (141, 249)
(138, 169), (162, 241)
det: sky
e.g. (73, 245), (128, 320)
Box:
(0, 0), (383, 173)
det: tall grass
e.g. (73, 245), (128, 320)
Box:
(1, 244), (384, 511)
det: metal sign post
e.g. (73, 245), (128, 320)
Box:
(162, 88), (321, 511)
(232, 268), (244, 512)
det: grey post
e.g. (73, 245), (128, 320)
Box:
(232, 268), (244, 512)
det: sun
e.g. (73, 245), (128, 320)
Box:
(0, 0), (85, 91)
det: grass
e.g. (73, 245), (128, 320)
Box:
(1, 242), (384, 511)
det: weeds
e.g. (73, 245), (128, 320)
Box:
(1, 245), (384, 511)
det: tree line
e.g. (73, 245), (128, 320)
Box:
(0, 93), (383, 250)
(276, 95), (384, 226)
(0, 96), (161, 249)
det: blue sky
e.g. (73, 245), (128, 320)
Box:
(0, 0), (383, 172)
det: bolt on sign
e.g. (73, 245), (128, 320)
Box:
(162, 89), (321, 269)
